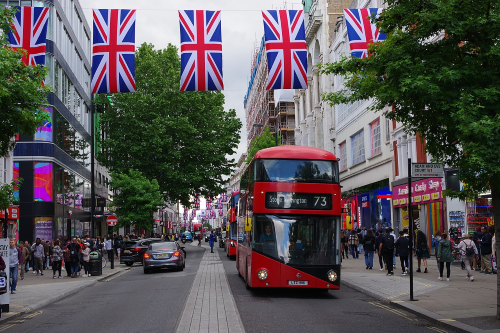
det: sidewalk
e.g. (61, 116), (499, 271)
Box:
(1, 259), (129, 322)
(340, 254), (499, 333)
(176, 242), (245, 333)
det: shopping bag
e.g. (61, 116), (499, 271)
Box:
(492, 256), (497, 273)
(0, 271), (7, 294)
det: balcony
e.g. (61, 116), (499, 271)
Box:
(305, 1), (322, 44)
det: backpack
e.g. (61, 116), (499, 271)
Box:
(69, 243), (79, 259)
(419, 242), (427, 252)
(384, 234), (394, 251)
(464, 241), (475, 256)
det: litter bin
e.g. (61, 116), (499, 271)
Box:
(89, 251), (102, 276)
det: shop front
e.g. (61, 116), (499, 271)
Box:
(466, 196), (494, 235)
(341, 186), (392, 231)
(392, 178), (445, 245)
(0, 207), (20, 243)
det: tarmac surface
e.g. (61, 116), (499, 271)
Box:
(1, 243), (498, 333)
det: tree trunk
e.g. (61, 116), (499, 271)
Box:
(490, 173), (500, 319)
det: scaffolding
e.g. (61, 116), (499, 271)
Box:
(244, 37), (296, 148)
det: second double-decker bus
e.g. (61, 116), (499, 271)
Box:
(225, 190), (239, 259)
(236, 146), (341, 290)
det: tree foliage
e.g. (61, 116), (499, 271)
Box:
(321, 0), (500, 317)
(95, 43), (241, 207)
(0, 6), (51, 157)
(109, 169), (163, 232)
(246, 127), (280, 163)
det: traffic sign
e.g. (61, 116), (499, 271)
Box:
(411, 163), (443, 178)
(106, 215), (118, 226)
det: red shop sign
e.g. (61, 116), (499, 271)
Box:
(0, 207), (20, 219)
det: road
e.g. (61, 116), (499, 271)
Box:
(0, 244), (456, 333)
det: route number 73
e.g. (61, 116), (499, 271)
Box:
(314, 196), (328, 207)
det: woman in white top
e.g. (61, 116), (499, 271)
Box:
(457, 233), (478, 281)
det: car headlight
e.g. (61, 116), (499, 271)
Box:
(327, 269), (338, 282)
(257, 269), (268, 281)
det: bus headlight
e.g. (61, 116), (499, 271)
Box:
(230, 241), (235, 247)
(327, 269), (338, 282)
(257, 269), (268, 281)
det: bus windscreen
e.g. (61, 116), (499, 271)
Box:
(259, 159), (337, 183)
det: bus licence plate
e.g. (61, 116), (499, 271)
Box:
(288, 280), (308, 285)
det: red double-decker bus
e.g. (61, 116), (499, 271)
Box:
(225, 190), (239, 259)
(236, 146), (341, 290)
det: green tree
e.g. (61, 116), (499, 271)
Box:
(246, 127), (281, 163)
(0, 6), (51, 211)
(321, 0), (500, 316)
(95, 43), (241, 207)
(109, 169), (163, 232)
(0, 6), (51, 157)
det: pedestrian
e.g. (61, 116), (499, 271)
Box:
(104, 237), (113, 262)
(457, 233), (477, 281)
(479, 226), (494, 274)
(348, 231), (359, 259)
(209, 232), (215, 253)
(357, 230), (364, 256)
(114, 235), (123, 261)
(341, 230), (348, 259)
(31, 238), (44, 276)
(472, 227), (482, 270)
(416, 230), (430, 273)
(395, 231), (410, 275)
(81, 242), (91, 277)
(375, 230), (384, 270)
(379, 227), (395, 276)
(20, 241), (29, 281)
(68, 238), (81, 278)
(363, 229), (375, 269)
(63, 240), (71, 277)
(51, 240), (64, 279)
(42, 239), (50, 270)
(431, 231), (442, 270)
(437, 233), (453, 281)
(9, 239), (22, 294)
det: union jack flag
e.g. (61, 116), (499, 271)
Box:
(183, 209), (188, 220)
(262, 10), (307, 90)
(220, 193), (227, 202)
(179, 10), (223, 91)
(219, 209), (224, 217)
(7, 6), (49, 66)
(343, 8), (386, 59)
(92, 9), (136, 94)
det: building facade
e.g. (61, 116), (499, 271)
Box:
(1, 0), (110, 242)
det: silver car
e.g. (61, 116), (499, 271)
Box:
(143, 241), (186, 274)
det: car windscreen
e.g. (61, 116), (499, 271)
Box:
(123, 241), (139, 248)
(151, 242), (177, 251)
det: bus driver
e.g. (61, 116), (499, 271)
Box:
(259, 224), (275, 242)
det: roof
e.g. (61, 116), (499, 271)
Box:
(254, 145), (337, 161)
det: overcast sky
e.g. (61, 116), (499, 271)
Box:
(81, 0), (303, 161)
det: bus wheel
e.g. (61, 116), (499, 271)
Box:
(245, 270), (252, 290)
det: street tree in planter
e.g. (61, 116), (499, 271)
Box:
(321, 0), (500, 317)
(95, 43), (241, 207)
(110, 169), (163, 233)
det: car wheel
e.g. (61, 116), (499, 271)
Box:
(144, 266), (150, 274)
(183, 261), (186, 268)
(178, 266), (184, 271)
(125, 262), (133, 267)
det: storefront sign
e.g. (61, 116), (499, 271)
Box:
(0, 207), (20, 219)
(392, 178), (443, 207)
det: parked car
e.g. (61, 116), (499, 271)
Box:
(121, 238), (162, 266)
(143, 241), (186, 274)
(182, 232), (193, 242)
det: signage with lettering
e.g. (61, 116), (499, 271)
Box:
(411, 163), (443, 178)
(414, 196), (421, 203)
(265, 192), (332, 210)
(422, 194), (430, 201)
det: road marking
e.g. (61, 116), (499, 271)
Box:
(369, 302), (416, 322)
(437, 319), (456, 322)
(23, 311), (42, 319)
(0, 324), (14, 332)
(101, 269), (129, 282)
(428, 326), (449, 333)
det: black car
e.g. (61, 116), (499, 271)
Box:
(121, 238), (162, 266)
(143, 241), (186, 274)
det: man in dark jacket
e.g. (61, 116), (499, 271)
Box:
(473, 227), (483, 270)
(379, 228), (395, 276)
(395, 231), (410, 275)
(375, 230), (385, 271)
(479, 226), (493, 274)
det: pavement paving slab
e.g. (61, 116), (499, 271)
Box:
(340, 255), (499, 332)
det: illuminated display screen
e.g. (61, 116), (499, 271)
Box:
(34, 162), (53, 201)
(265, 192), (332, 210)
(34, 107), (53, 142)
(13, 162), (19, 202)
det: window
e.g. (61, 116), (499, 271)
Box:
(351, 130), (365, 165)
(370, 119), (381, 156)
(385, 117), (391, 142)
(339, 141), (347, 171)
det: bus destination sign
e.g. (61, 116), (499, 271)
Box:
(265, 192), (332, 210)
